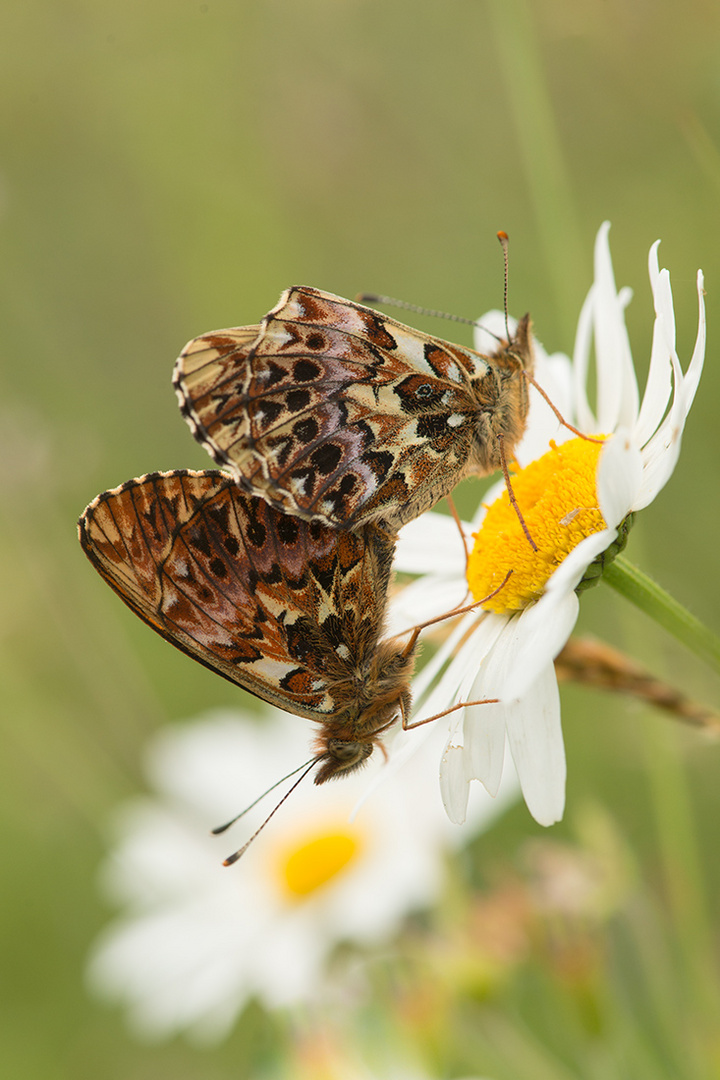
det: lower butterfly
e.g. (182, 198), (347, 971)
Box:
(174, 287), (534, 534)
(78, 470), (417, 783)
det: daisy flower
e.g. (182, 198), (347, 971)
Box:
(87, 707), (517, 1044)
(391, 222), (705, 828)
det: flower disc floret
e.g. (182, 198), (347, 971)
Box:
(277, 829), (361, 897)
(468, 438), (607, 613)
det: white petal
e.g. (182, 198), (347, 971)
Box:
(410, 611), (489, 708)
(572, 285), (598, 432)
(633, 342), (687, 509)
(635, 249), (675, 446)
(473, 309), (513, 353)
(504, 664), (566, 826)
(395, 512), (467, 574)
(634, 266), (704, 509)
(462, 699), (507, 795)
(516, 350), (575, 465)
(256, 913), (326, 1005)
(439, 739), (471, 823)
(387, 573), (468, 635)
(488, 590), (579, 702)
(596, 429), (643, 526)
(681, 269), (706, 417)
(592, 222), (640, 431)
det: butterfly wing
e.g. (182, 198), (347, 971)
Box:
(78, 470), (396, 720)
(174, 288), (501, 533)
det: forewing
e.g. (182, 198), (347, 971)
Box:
(78, 470), (392, 719)
(175, 287), (491, 532)
(78, 470), (220, 634)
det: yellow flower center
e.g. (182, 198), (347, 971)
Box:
(277, 828), (361, 898)
(467, 437), (607, 614)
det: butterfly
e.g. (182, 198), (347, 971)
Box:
(78, 470), (416, 783)
(173, 287), (534, 534)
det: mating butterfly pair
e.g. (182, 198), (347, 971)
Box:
(79, 288), (534, 782)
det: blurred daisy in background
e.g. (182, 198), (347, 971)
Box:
(87, 706), (518, 1045)
(391, 222), (705, 829)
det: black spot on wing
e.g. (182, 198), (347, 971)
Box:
(186, 521), (212, 558)
(206, 501), (231, 535)
(317, 611), (348, 650)
(360, 311), (399, 352)
(286, 388), (311, 411)
(294, 359), (322, 382)
(293, 418), (320, 444)
(262, 361), (289, 388)
(417, 413), (455, 442)
(284, 618), (318, 662)
(242, 503), (267, 548)
(256, 400), (285, 426)
(276, 514), (300, 545)
(312, 558), (337, 595)
(310, 442), (343, 475)
(224, 533), (240, 556)
(308, 519), (325, 543)
(261, 563), (283, 586)
(364, 449), (394, 481)
(319, 472), (359, 518)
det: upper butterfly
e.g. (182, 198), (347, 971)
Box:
(78, 470), (414, 783)
(174, 287), (534, 534)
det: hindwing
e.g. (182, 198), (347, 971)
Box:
(79, 470), (415, 780)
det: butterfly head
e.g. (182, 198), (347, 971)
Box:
(312, 638), (415, 784)
(313, 738), (375, 784)
(470, 313), (535, 473)
(488, 313), (534, 390)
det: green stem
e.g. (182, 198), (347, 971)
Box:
(603, 556), (720, 676)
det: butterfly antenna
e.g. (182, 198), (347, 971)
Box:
(212, 756), (315, 836)
(355, 293), (479, 328)
(221, 758), (319, 867)
(497, 230), (511, 342)
(496, 231), (600, 447)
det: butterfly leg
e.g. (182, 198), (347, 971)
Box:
(445, 494), (470, 577)
(497, 433), (537, 551)
(402, 697), (499, 730)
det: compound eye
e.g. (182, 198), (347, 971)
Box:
(328, 738), (364, 764)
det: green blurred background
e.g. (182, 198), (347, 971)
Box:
(2, 1), (720, 1077)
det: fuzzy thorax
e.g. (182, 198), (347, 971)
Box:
(470, 314), (534, 474)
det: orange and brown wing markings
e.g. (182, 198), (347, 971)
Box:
(174, 287), (534, 533)
(78, 471), (217, 633)
(80, 470), (417, 780)
(174, 327), (261, 474)
(81, 473), (305, 706)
